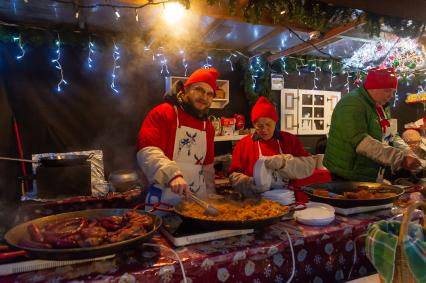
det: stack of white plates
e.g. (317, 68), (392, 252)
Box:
(253, 159), (272, 191)
(262, 189), (295, 205)
(294, 202), (335, 226)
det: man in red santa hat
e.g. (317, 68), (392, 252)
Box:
(136, 68), (218, 211)
(228, 96), (315, 197)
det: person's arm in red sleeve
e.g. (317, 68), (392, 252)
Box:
(136, 106), (183, 188)
(228, 139), (262, 198)
(136, 106), (169, 152)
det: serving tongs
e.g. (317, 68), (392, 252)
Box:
(189, 194), (220, 216)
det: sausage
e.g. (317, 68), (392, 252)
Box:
(87, 219), (99, 228)
(47, 217), (84, 232)
(44, 217), (88, 238)
(52, 237), (78, 248)
(20, 238), (52, 249)
(100, 219), (121, 231)
(27, 223), (45, 243)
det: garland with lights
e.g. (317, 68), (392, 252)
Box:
(0, 11), (424, 101)
(240, 54), (274, 106)
(2, 0), (423, 41)
(205, 0), (425, 38)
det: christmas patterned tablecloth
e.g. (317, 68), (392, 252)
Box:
(1, 209), (400, 283)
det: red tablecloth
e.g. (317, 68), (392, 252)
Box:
(1, 209), (400, 283)
(5, 187), (419, 283)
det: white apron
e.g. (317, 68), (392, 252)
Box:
(257, 139), (287, 189)
(376, 106), (397, 183)
(145, 106), (207, 214)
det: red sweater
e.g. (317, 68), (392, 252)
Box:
(136, 103), (215, 165)
(228, 131), (310, 177)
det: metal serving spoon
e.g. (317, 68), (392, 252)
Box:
(189, 194), (220, 216)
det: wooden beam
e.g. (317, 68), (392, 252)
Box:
(267, 20), (364, 62)
(247, 27), (287, 52)
(337, 35), (379, 43)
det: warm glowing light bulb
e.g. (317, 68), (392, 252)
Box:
(163, 2), (185, 24)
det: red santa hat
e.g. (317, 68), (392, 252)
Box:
(184, 68), (220, 94)
(364, 67), (398, 90)
(251, 96), (278, 123)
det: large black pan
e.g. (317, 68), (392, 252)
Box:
(303, 182), (404, 208)
(151, 199), (290, 230)
(0, 153), (93, 167)
(4, 209), (162, 260)
(37, 154), (93, 167)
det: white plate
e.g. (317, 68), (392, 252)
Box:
(262, 189), (295, 205)
(294, 202), (335, 226)
(296, 216), (335, 226)
(253, 159), (272, 191)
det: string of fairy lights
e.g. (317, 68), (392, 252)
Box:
(8, 31), (426, 101)
(3, 0), (426, 100)
(51, 33), (68, 92)
(111, 40), (120, 94)
(87, 37), (95, 69)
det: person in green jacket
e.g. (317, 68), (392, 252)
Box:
(324, 67), (421, 182)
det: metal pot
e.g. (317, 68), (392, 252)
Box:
(108, 169), (139, 192)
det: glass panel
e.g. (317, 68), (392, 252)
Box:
(302, 107), (312, 118)
(302, 93), (313, 105)
(314, 95), (324, 105)
(314, 120), (324, 130)
(314, 107), (324, 118)
(301, 119), (312, 130)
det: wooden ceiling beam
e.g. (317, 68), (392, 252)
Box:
(337, 35), (379, 43)
(267, 20), (364, 62)
(247, 27), (287, 52)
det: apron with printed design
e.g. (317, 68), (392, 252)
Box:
(375, 105), (397, 183)
(257, 140), (287, 189)
(146, 106), (207, 213)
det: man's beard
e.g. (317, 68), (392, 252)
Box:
(182, 99), (209, 120)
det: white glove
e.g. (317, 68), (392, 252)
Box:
(229, 172), (267, 198)
(356, 135), (405, 172)
(264, 155), (286, 170)
(265, 154), (315, 179)
(283, 155), (316, 179)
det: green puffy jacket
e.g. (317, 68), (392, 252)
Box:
(324, 86), (390, 181)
